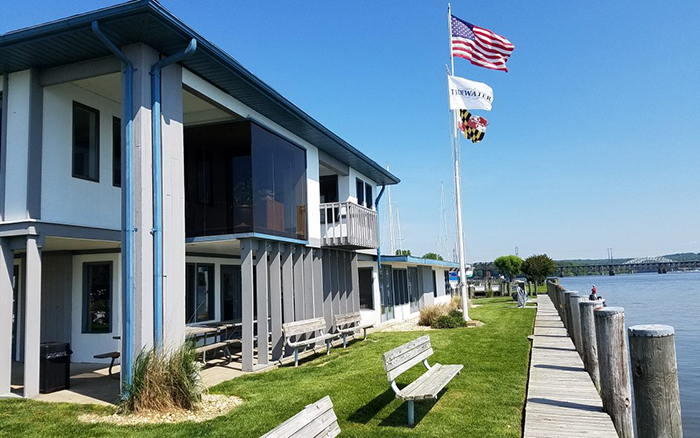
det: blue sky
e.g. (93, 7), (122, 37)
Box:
(3, 1), (699, 261)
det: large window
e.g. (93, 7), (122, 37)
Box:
(82, 262), (112, 333)
(185, 120), (307, 240)
(112, 117), (121, 187)
(72, 102), (100, 182)
(186, 263), (215, 323)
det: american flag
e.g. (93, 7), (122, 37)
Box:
(451, 15), (514, 72)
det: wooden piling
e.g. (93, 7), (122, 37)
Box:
(594, 307), (634, 438)
(557, 287), (566, 321)
(579, 299), (604, 391)
(628, 324), (682, 438)
(563, 291), (577, 333)
(569, 294), (584, 354)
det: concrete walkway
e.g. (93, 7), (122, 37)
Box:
(523, 294), (617, 438)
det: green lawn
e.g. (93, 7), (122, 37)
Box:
(0, 298), (535, 438)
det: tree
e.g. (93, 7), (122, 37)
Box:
(422, 252), (444, 261)
(493, 255), (523, 281)
(522, 254), (557, 294)
(395, 249), (412, 256)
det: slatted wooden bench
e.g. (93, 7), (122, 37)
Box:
(282, 317), (337, 367)
(260, 396), (340, 438)
(382, 335), (463, 425)
(194, 341), (236, 365)
(334, 311), (373, 348)
(93, 351), (120, 378)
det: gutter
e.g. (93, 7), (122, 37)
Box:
(150, 38), (197, 350)
(91, 20), (135, 390)
(374, 184), (387, 305)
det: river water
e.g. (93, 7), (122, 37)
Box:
(561, 272), (700, 435)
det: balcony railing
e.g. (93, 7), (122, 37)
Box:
(320, 201), (378, 249)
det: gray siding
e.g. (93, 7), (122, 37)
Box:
(40, 253), (72, 344)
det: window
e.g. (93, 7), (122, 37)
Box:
(82, 262), (112, 333)
(359, 268), (374, 309)
(184, 120), (307, 240)
(186, 263), (215, 323)
(392, 269), (408, 305)
(356, 178), (364, 206)
(319, 175), (338, 204)
(72, 102), (100, 181)
(433, 270), (438, 298)
(221, 265), (242, 321)
(365, 183), (373, 209)
(112, 117), (121, 187)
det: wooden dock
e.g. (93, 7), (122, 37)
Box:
(523, 294), (618, 437)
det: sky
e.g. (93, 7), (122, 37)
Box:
(2, 1), (700, 262)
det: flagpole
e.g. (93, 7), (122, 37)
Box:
(447, 3), (471, 321)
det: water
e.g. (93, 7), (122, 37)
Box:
(561, 272), (700, 435)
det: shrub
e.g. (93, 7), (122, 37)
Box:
(448, 309), (462, 319)
(120, 343), (203, 414)
(432, 315), (467, 329)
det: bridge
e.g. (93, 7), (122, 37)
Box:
(555, 256), (700, 276)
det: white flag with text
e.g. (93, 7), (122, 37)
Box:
(448, 75), (493, 111)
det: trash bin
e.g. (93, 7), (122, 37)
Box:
(40, 342), (71, 394)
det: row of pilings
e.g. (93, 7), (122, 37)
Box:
(546, 280), (683, 438)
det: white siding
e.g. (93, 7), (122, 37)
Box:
(41, 82), (122, 230)
(4, 70), (31, 220)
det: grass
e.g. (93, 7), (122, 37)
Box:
(0, 298), (535, 438)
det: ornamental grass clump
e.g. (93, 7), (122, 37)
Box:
(418, 295), (464, 327)
(119, 343), (203, 414)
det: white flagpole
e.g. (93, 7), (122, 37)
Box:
(447, 3), (471, 321)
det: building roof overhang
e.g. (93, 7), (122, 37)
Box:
(0, 0), (400, 185)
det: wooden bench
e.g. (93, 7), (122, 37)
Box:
(94, 351), (120, 378)
(260, 396), (340, 438)
(282, 317), (336, 367)
(382, 335), (463, 425)
(334, 311), (373, 348)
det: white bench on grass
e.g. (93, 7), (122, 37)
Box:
(382, 335), (463, 425)
(282, 317), (337, 367)
(260, 396), (340, 438)
(334, 311), (373, 348)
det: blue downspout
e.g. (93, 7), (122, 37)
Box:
(91, 21), (135, 388)
(150, 39), (197, 350)
(374, 185), (386, 311)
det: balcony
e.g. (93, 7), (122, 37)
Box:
(320, 202), (378, 250)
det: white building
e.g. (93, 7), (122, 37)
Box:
(0, 0), (451, 399)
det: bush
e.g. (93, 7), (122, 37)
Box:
(448, 309), (462, 319)
(120, 343), (203, 414)
(432, 315), (467, 329)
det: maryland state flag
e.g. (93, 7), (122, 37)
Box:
(458, 109), (487, 143)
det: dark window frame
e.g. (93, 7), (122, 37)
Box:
(72, 101), (100, 182)
(82, 261), (113, 334)
(112, 116), (121, 187)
